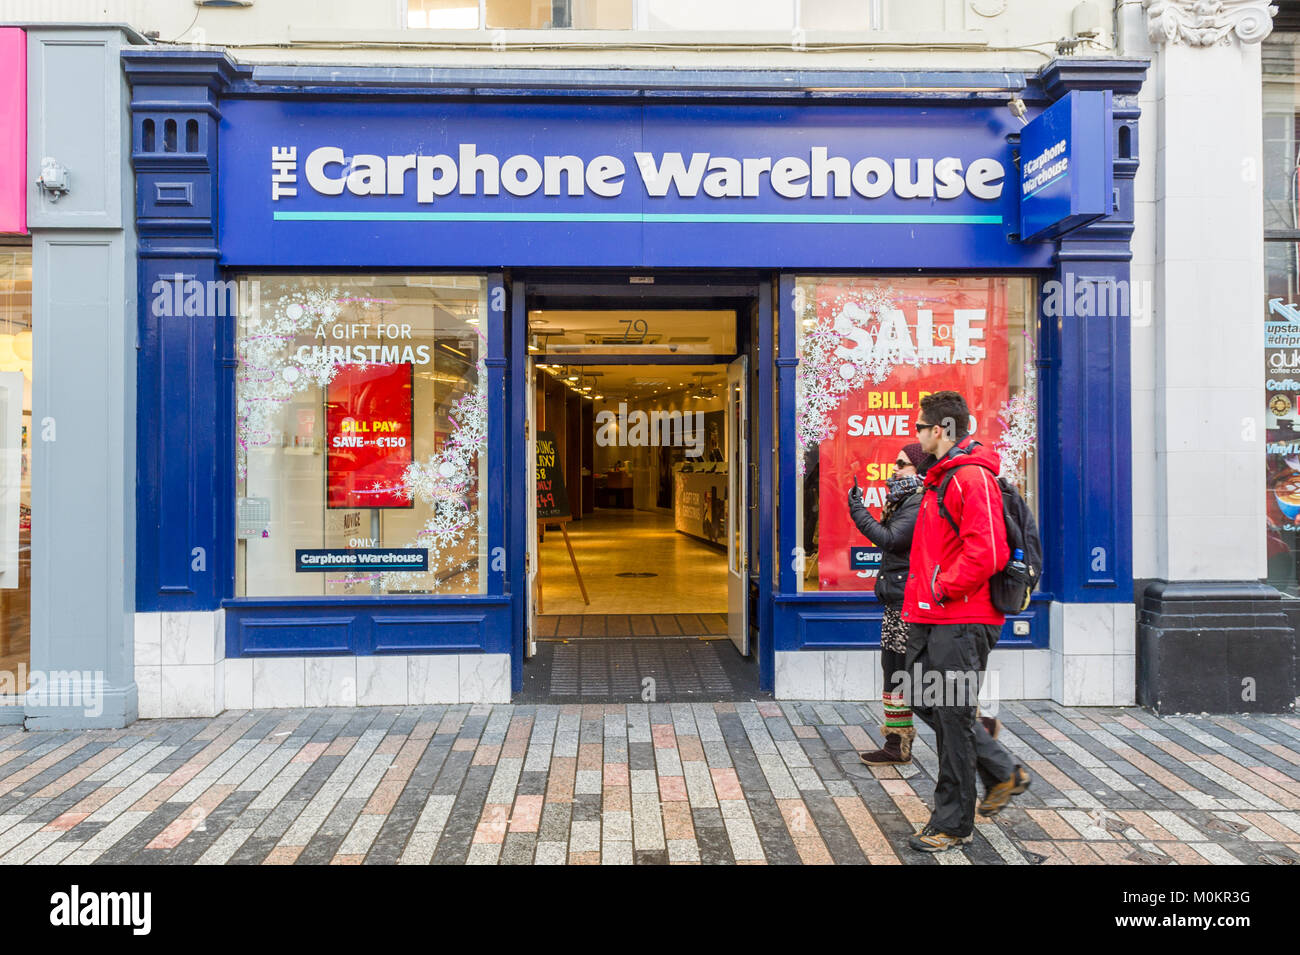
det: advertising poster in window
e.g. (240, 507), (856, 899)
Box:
(1265, 297), (1300, 595)
(326, 362), (414, 509)
(807, 278), (1009, 592)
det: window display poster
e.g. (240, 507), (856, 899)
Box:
(1265, 301), (1300, 595)
(810, 278), (1009, 591)
(326, 362), (414, 509)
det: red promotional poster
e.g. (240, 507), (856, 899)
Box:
(326, 363), (414, 508)
(802, 277), (1010, 592)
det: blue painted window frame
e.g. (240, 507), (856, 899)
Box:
(773, 271), (1053, 652)
(219, 270), (513, 658)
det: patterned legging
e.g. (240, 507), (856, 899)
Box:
(880, 607), (914, 732)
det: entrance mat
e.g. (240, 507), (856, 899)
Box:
(534, 613), (728, 639)
(517, 638), (769, 703)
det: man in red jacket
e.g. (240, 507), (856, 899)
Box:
(901, 390), (1031, 853)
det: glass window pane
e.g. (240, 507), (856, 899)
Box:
(486, 0), (633, 28)
(0, 247), (31, 692)
(1264, 37), (1300, 233)
(1266, 240), (1300, 596)
(792, 275), (1036, 593)
(408, 0), (480, 29)
(235, 274), (489, 597)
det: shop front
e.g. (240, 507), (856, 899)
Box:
(124, 50), (1145, 714)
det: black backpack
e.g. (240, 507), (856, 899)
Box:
(935, 463), (1042, 614)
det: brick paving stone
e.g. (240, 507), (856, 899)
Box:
(0, 703), (1293, 864)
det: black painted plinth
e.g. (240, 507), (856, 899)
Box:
(1136, 581), (1297, 714)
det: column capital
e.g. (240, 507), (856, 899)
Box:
(1143, 0), (1277, 47)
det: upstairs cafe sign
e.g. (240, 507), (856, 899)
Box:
(219, 100), (1060, 270)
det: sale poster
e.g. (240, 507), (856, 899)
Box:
(803, 277), (1010, 592)
(326, 362), (414, 508)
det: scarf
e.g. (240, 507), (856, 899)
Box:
(884, 473), (924, 513)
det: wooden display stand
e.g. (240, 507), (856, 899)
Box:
(535, 516), (588, 612)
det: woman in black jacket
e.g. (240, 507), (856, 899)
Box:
(847, 442), (931, 764)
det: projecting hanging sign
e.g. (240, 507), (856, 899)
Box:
(1018, 90), (1114, 242)
(219, 100), (1057, 270)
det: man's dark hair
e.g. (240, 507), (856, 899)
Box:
(920, 391), (970, 442)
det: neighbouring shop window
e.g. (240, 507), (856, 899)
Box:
(406, 0), (897, 31)
(792, 275), (1037, 593)
(235, 274), (488, 597)
(1264, 32), (1300, 597)
(408, 0), (635, 29)
(0, 245), (30, 690)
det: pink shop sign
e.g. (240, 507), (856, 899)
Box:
(0, 28), (25, 235)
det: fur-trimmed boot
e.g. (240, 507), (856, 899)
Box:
(859, 724), (915, 765)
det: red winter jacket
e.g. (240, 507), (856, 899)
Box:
(901, 438), (1009, 626)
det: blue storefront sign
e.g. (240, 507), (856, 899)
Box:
(219, 100), (1054, 270)
(1018, 89), (1114, 242)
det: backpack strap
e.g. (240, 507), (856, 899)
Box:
(934, 461), (998, 536)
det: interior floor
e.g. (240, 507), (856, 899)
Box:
(536, 507), (727, 615)
(535, 612), (727, 638)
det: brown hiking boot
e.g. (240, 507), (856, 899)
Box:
(908, 823), (973, 853)
(978, 765), (1031, 816)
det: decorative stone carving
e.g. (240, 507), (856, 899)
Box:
(1144, 0), (1277, 46)
(970, 0), (1007, 17)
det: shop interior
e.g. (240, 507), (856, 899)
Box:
(0, 246), (31, 694)
(529, 308), (738, 640)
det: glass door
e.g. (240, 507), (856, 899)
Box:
(525, 354), (538, 657)
(726, 355), (748, 654)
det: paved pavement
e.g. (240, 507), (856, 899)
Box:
(0, 701), (1298, 865)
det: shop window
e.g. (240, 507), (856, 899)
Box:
(792, 275), (1037, 593)
(235, 275), (489, 598)
(407, 0), (634, 29)
(406, 0), (902, 31)
(1264, 33), (1300, 597)
(0, 246), (31, 689)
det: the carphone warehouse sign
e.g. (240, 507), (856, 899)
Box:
(1018, 90), (1114, 242)
(219, 101), (1056, 270)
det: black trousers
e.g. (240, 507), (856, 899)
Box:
(881, 647), (906, 691)
(903, 622), (1017, 838)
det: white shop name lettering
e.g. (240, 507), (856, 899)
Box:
(269, 145), (1006, 203)
(1022, 138), (1068, 195)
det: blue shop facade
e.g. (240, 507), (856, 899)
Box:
(123, 50), (1147, 714)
